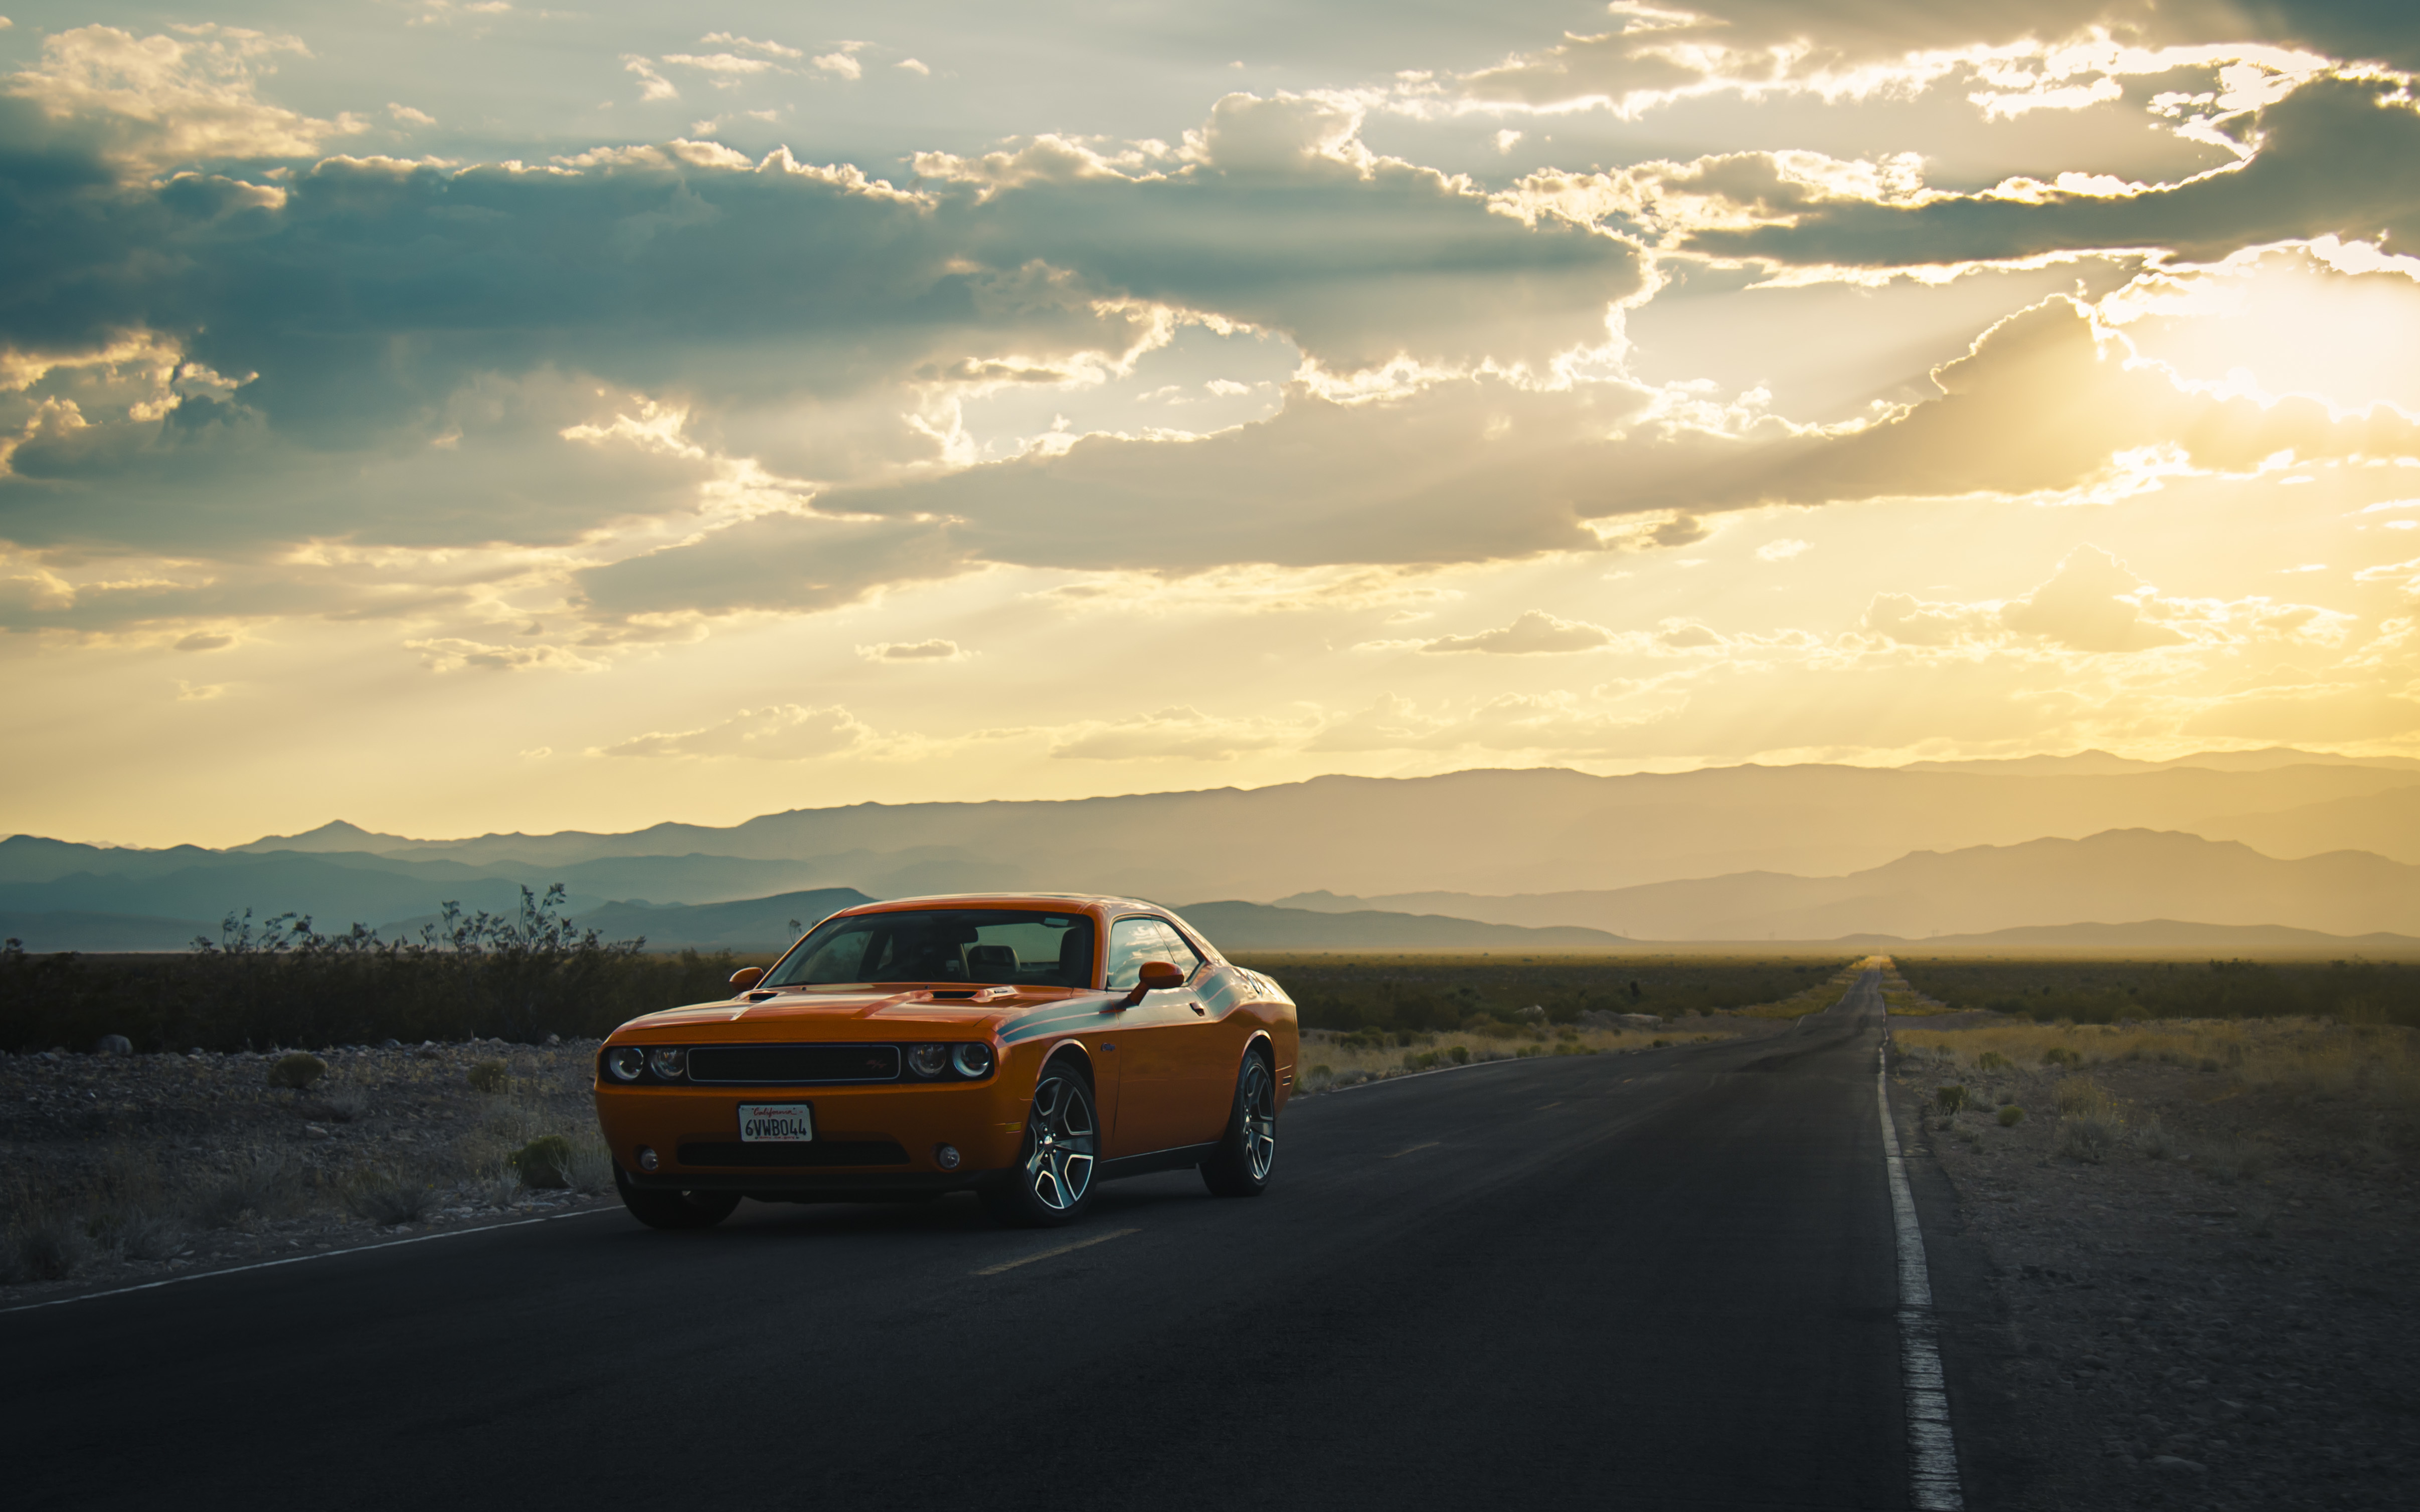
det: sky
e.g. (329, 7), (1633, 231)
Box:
(3, 2), (2418, 848)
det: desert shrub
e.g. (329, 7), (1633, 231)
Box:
(344, 1169), (437, 1226)
(8, 1212), (91, 1282)
(510, 1135), (573, 1189)
(2201, 1134), (2266, 1185)
(2056, 1116), (2121, 1164)
(0, 888), (751, 1052)
(1997, 1104), (2025, 1127)
(562, 1138), (615, 1193)
(2134, 1115), (2175, 1160)
(188, 1153), (300, 1228)
(1935, 1084), (1967, 1116)
(2056, 1076), (2113, 1118)
(2042, 1045), (2081, 1066)
(266, 1051), (327, 1090)
(1446, 1044), (1471, 1066)
(87, 1207), (190, 1262)
(467, 1059), (510, 1094)
(1405, 1049), (1439, 1070)
(1975, 1050), (2009, 1071)
(1305, 1062), (1335, 1088)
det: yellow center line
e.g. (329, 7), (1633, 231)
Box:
(1535, 1101), (1562, 1110)
(971, 1226), (1140, 1276)
(1384, 1141), (1442, 1159)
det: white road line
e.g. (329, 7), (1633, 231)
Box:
(971, 1226), (1138, 1277)
(0, 1206), (620, 1317)
(1879, 1038), (1964, 1511)
(1381, 1141), (1442, 1160)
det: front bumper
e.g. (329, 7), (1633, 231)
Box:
(594, 1079), (1028, 1192)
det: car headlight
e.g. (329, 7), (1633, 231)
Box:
(906, 1043), (948, 1079)
(605, 1047), (645, 1082)
(646, 1047), (687, 1081)
(951, 1043), (994, 1079)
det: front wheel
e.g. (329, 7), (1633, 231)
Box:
(981, 1063), (1098, 1228)
(1199, 1052), (1277, 1198)
(614, 1165), (741, 1230)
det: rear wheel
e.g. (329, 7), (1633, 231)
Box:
(981, 1062), (1098, 1228)
(614, 1165), (742, 1230)
(1199, 1052), (1277, 1198)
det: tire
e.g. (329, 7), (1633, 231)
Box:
(614, 1164), (742, 1230)
(1199, 1051), (1277, 1198)
(980, 1061), (1099, 1228)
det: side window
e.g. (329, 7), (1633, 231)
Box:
(1150, 921), (1202, 980)
(1103, 917), (1159, 992)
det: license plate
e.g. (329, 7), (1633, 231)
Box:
(738, 1103), (814, 1142)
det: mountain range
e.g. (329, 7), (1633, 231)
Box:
(3, 750), (2416, 953)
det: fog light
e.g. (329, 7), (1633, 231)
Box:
(637, 1146), (659, 1172)
(934, 1144), (961, 1170)
(906, 1043), (948, 1079)
(606, 1047), (645, 1082)
(647, 1047), (687, 1080)
(950, 1042), (994, 1078)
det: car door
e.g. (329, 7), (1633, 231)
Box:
(1101, 915), (1215, 1156)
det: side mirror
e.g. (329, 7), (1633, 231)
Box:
(1122, 959), (1184, 1007)
(730, 967), (766, 992)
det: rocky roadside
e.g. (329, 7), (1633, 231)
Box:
(1893, 1015), (2420, 1512)
(1, 1039), (620, 1306)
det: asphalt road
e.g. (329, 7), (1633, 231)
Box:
(5, 973), (1950, 1511)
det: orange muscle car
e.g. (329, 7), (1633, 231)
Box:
(592, 894), (1296, 1229)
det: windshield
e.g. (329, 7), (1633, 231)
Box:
(764, 909), (1097, 989)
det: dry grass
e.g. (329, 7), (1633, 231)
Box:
(1896, 1017), (2420, 1111)
(1296, 1023), (1730, 1091)
(1730, 959), (1873, 1020)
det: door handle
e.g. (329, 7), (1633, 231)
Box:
(1189, 1003), (1205, 1016)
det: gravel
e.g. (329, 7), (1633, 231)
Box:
(1896, 1018), (2420, 1512)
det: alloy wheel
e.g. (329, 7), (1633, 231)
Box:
(1024, 1072), (1097, 1211)
(1240, 1058), (1276, 1181)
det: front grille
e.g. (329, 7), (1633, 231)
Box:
(677, 1141), (911, 1168)
(685, 1044), (901, 1084)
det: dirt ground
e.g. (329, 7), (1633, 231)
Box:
(1893, 1010), (2420, 1512)
(1, 1039), (618, 1303)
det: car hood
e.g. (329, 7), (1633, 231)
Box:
(611, 985), (1108, 1041)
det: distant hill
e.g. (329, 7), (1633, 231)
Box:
(0, 910), (217, 952)
(1273, 830), (2420, 939)
(2191, 785), (2420, 865)
(1174, 901), (1632, 952)
(1841, 920), (2420, 953)
(566, 888), (877, 951)
(13, 756), (2420, 937)
(1899, 747), (2420, 777)
(142, 759), (2420, 901)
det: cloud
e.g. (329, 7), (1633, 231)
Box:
(574, 514), (968, 625)
(1999, 545), (2189, 651)
(1856, 546), (2356, 657)
(916, 93), (1646, 376)
(387, 103), (435, 127)
(1683, 80), (2420, 271)
(896, 58), (930, 76)
(172, 630), (232, 651)
(1630, 297), (2420, 513)
(858, 638), (964, 661)
(823, 375), (1650, 575)
(1421, 609), (1614, 654)
(603, 703), (871, 759)
(1048, 705), (1308, 761)
(407, 636), (607, 672)
(8, 25), (362, 175)
(1756, 538), (1811, 560)
(812, 52), (864, 81)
